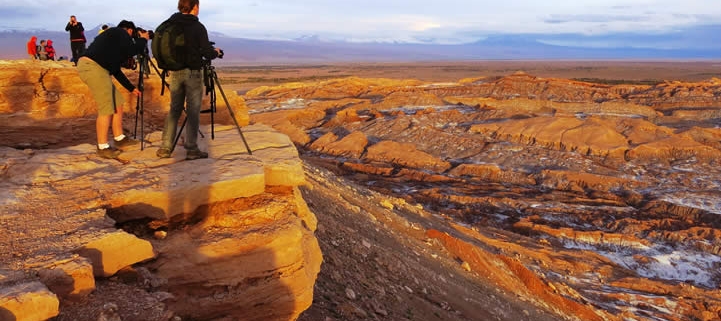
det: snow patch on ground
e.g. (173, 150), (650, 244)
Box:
(565, 241), (721, 288)
(661, 192), (721, 215)
(248, 98), (310, 114)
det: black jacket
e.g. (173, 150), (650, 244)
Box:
(165, 12), (218, 70)
(82, 27), (147, 92)
(65, 22), (86, 42)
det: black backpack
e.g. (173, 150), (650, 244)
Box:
(151, 18), (186, 71)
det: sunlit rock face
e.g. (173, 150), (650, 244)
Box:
(1, 125), (321, 321)
(248, 74), (721, 321)
(1, 60), (320, 321)
(0, 125), (321, 321)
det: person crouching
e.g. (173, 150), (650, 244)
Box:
(76, 20), (149, 159)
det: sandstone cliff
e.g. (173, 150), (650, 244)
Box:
(0, 61), (320, 321)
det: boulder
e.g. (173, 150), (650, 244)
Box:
(38, 257), (95, 299)
(0, 282), (59, 321)
(76, 231), (156, 278)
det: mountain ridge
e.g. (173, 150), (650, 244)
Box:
(2, 28), (719, 63)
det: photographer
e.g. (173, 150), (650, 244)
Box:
(77, 20), (150, 159)
(64, 15), (87, 66)
(156, 0), (222, 160)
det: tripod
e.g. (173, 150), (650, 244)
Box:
(171, 61), (252, 155)
(132, 52), (149, 150)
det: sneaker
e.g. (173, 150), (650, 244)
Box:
(185, 149), (208, 160)
(156, 148), (172, 158)
(114, 136), (140, 149)
(97, 147), (121, 159)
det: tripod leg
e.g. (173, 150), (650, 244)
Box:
(134, 98), (140, 139)
(171, 116), (188, 154)
(212, 71), (252, 155)
(136, 55), (147, 150)
(140, 93), (144, 150)
(210, 83), (216, 140)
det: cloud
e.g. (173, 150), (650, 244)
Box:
(2, 0), (721, 46)
(544, 14), (650, 24)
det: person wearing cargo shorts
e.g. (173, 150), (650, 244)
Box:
(77, 20), (149, 159)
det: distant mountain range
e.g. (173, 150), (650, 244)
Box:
(2, 25), (720, 63)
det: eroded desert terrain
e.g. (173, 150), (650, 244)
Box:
(239, 62), (721, 321)
(2, 60), (721, 321)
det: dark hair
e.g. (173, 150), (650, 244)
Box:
(117, 20), (136, 31)
(102, 24), (109, 30)
(70, 15), (76, 19)
(178, 0), (199, 13)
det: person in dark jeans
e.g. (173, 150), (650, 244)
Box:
(65, 15), (87, 66)
(156, 0), (222, 160)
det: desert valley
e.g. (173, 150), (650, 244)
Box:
(2, 59), (721, 321)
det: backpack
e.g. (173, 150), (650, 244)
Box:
(151, 18), (186, 71)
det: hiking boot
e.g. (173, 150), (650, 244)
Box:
(156, 148), (172, 158)
(97, 147), (121, 159)
(185, 149), (208, 160)
(114, 136), (140, 149)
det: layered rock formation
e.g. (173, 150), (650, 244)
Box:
(246, 74), (721, 321)
(1, 61), (320, 321)
(1, 125), (321, 321)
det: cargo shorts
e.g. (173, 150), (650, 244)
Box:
(77, 57), (125, 116)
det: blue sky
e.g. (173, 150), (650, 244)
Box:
(1, 0), (721, 46)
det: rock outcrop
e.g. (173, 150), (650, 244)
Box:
(0, 282), (60, 321)
(1, 124), (321, 321)
(1, 61), (320, 321)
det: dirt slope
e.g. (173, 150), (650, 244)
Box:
(296, 160), (564, 321)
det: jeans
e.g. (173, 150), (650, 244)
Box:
(160, 69), (204, 151)
(70, 41), (85, 64)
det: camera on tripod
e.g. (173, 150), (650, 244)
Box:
(134, 27), (155, 40)
(209, 41), (224, 59)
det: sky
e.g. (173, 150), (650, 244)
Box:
(1, 0), (721, 46)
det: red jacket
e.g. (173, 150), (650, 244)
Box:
(27, 36), (37, 56)
(46, 40), (56, 60)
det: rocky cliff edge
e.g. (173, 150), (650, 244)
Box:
(0, 60), (321, 321)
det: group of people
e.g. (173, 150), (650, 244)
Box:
(75, 0), (222, 161)
(27, 14), (85, 62)
(26, 37), (56, 61)
(24, 0), (220, 160)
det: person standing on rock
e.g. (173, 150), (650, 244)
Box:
(77, 20), (149, 159)
(156, 0), (222, 160)
(65, 15), (87, 66)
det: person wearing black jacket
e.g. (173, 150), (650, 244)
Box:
(156, 0), (222, 160)
(65, 15), (87, 66)
(77, 20), (150, 159)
